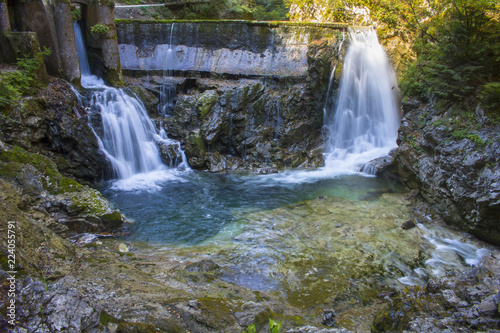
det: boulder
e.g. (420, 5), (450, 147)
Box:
(0, 142), (126, 237)
(6, 274), (102, 332)
(0, 78), (107, 182)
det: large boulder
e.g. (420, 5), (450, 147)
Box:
(135, 76), (328, 172)
(0, 142), (126, 237)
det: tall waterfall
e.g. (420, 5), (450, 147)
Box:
(73, 22), (187, 185)
(324, 28), (400, 173)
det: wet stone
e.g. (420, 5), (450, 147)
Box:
(233, 301), (270, 327)
(321, 309), (336, 327)
(401, 219), (416, 230)
(441, 289), (463, 309)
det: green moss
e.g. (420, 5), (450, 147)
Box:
(65, 190), (109, 217)
(193, 297), (243, 328)
(58, 177), (82, 193)
(0, 145), (85, 195)
(100, 210), (123, 224)
(103, 67), (124, 87)
(54, 156), (70, 171)
(99, 310), (119, 326)
(197, 91), (218, 118)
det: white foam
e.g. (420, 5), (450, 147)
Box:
(398, 223), (495, 286)
(110, 168), (189, 192)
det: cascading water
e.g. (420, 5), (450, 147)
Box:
(323, 31), (346, 124)
(158, 23), (177, 116)
(323, 28), (400, 173)
(73, 22), (187, 187)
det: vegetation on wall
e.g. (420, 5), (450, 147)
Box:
(90, 23), (111, 37)
(0, 48), (51, 110)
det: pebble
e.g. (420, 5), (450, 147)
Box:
(118, 243), (129, 253)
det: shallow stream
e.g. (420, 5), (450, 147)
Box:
(100, 168), (496, 328)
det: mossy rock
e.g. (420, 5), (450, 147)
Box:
(371, 286), (445, 333)
(196, 90), (219, 118)
(0, 179), (75, 278)
(0, 143), (124, 234)
(100, 210), (125, 229)
(185, 129), (207, 167)
(63, 189), (109, 217)
(192, 297), (240, 329)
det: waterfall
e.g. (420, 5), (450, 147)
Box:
(158, 23), (176, 116)
(73, 22), (104, 87)
(324, 28), (400, 173)
(91, 89), (169, 178)
(323, 31), (346, 124)
(73, 21), (188, 185)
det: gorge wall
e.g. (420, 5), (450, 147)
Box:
(392, 102), (500, 245)
(116, 21), (347, 172)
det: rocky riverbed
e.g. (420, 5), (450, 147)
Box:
(1, 139), (498, 332)
(1, 72), (500, 333)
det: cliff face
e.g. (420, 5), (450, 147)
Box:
(0, 78), (107, 182)
(393, 103), (500, 245)
(117, 21), (345, 78)
(117, 21), (345, 172)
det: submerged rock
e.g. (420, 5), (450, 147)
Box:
(401, 219), (416, 230)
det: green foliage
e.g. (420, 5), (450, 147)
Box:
(174, 0), (253, 20)
(252, 0), (289, 21)
(71, 6), (82, 21)
(399, 61), (426, 100)
(243, 324), (256, 333)
(450, 130), (485, 145)
(479, 82), (500, 114)
(0, 48), (51, 109)
(90, 23), (110, 37)
(269, 318), (281, 333)
(398, 0), (500, 113)
(170, 0), (287, 20)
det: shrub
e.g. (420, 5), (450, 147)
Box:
(90, 23), (110, 38)
(0, 48), (51, 109)
(479, 82), (500, 114)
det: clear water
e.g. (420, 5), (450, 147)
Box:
(101, 171), (402, 245)
(100, 169), (496, 314)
